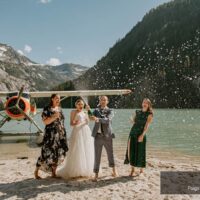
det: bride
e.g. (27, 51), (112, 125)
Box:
(56, 99), (94, 179)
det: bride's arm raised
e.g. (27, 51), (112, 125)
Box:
(70, 110), (80, 126)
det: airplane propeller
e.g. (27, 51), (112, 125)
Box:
(0, 86), (43, 133)
(16, 85), (24, 106)
(0, 86), (25, 128)
(4, 85), (25, 112)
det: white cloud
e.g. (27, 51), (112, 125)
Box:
(46, 58), (61, 66)
(56, 46), (62, 51)
(24, 45), (32, 53)
(17, 50), (24, 55)
(40, 0), (51, 4)
(56, 46), (63, 54)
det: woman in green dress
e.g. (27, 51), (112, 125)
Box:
(124, 98), (153, 176)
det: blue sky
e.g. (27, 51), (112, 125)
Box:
(0, 0), (171, 67)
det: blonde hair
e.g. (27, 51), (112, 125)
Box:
(75, 99), (84, 107)
(143, 98), (153, 114)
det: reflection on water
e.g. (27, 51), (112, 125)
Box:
(0, 109), (200, 158)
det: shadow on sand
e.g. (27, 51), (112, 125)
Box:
(0, 175), (134, 200)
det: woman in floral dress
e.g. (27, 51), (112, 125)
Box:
(34, 94), (68, 179)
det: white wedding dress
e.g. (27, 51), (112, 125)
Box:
(56, 111), (94, 179)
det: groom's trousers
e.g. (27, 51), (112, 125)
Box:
(93, 134), (115, 173)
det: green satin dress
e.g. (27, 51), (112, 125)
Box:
(124, 110), (152, 168)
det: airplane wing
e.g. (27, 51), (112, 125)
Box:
(29, 89), (131, 98)
(0, 92), (9, 97)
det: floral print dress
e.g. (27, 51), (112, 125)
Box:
(36, 106), (68, 172)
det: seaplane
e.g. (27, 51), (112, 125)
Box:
(0, 86), (131, 136)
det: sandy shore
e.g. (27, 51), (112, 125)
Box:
(0, 147), (200, 200)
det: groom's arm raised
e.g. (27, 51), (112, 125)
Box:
(98, 109), (114, 124)
(85, 105), (113, 124)
(85, 105), (97, 121)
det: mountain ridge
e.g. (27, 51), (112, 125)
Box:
(61, 0), (200, 108)
(0, 43), (88, 91)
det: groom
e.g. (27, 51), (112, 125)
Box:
(87, 96), (118, 181)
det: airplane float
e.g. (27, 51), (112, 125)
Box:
(0, 86), (131, 134)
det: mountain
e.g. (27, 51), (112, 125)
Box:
(62, 0), (200, 108)
(0, 44), (35, 66)
(52, 63), (88, 79)
(0, 43), (88, 91)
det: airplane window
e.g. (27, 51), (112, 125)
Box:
(22, 93), (30, 99)
(7, 92), (18, 97)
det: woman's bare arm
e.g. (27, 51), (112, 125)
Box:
(130, 113), (136, 124)
(42, 112), (60, 125)
(138, 114), (153, 142)
(142, 114), (153, 136)
(70, 110), (79, 126)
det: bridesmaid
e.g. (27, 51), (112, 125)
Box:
(124, 98), (153, 176)
(34, 94), (68, 179)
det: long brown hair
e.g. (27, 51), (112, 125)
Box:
(143, 98), (153, 114)
(49, 94), (60, 107)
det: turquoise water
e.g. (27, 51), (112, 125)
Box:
(113, 109), (200, 157)
(0, 109), (200, 157)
